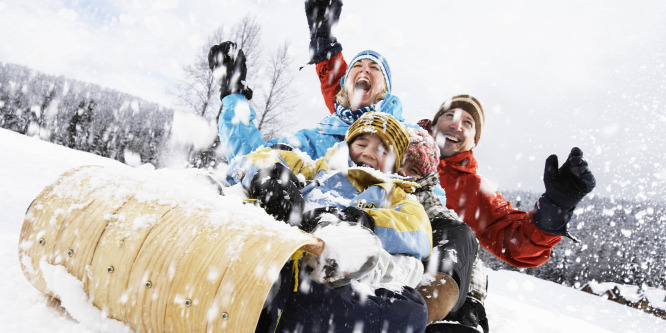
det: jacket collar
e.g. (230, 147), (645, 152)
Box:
(439, 149), (478, 175)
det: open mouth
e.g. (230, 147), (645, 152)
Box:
(357, 162), (375, 169)
(445, 135), (460, 143)
(355, 78), (371, 93)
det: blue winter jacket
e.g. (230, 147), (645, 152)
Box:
(218, 93), (405, 162)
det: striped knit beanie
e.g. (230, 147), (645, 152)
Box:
(340, 50), (392, 94)
(345, 112), (409, 172)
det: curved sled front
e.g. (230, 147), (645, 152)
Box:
(18, 165), (322, 332)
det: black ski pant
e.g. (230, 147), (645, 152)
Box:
(257, 262), (427, 333)
(422, 216), (479, 316)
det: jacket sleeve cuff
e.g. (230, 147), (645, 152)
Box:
(316, 52), (347, 114)
(525, 210), (563, 245)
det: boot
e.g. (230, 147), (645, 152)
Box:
(419, 272), (460, 323)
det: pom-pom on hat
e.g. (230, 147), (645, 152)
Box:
(405, 127), (440, 177)
(345, 112), (409, 172)
(432, 94), (485, 145)
(340, 50), (392, 94)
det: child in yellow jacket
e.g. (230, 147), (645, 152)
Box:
(227, 111), (431, 332)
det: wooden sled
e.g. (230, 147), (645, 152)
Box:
(18, 165), (323, 332)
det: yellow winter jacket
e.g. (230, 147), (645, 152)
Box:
(226, 144), (432, 260)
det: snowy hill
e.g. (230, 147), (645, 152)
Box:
(0, 128), (664, 333)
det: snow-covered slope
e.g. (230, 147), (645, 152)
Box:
(0, 128), (664, 332)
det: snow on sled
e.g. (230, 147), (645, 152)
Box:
(18, 165), (323, 332)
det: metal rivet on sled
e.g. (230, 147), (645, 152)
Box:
(184, 299), (192, 307)
(221, 312), (229, 320)
(107, 266), (114, 273)
(145, 281), (152, 288)
(39, 238), (45, 246)
(66, 249), (74, 257)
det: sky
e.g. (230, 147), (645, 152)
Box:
(1, 0), (665, 201)
(1, 127), (665, 332)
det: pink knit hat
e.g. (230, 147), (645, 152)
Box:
(405, 127), (440, 176)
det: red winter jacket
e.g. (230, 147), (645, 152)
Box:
(316, 52), (347, 114)
(438, 150), (562, 268)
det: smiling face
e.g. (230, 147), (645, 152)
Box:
(344, 59), (387, 110)
(433, 108), (477, 157)
(349, 134), (394, 173)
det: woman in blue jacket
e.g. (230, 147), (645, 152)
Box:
(210, 41), (402, 162)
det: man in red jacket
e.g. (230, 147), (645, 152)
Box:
(417, 95), (596, 332)
(427, 94), (595, 267)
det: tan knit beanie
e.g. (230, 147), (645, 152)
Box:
(432, 94), (485, 145)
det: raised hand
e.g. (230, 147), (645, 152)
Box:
(304, 0), (343, 63)
(534, 147), (596, 238)
(207, 41), (253, 100)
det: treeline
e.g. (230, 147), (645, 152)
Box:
(0, 62), (178, 166)
(482, 190), (666, 289)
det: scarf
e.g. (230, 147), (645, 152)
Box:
(334, 103), (378, 125)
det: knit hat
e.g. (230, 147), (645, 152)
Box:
(340, 50), (392, 94)
(432, 94), (485, 145)
(405, 127), (440, 176)
(345, 112), (409, 172)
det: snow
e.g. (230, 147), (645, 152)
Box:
(40, 262), (133, 333)
(1, 127), (665, 332)
(309, 221), (381, 284)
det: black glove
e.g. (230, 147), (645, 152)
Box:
(300, 206), (374, 233)
(301, 206), (341, 232)
(304, 0), (343, 64)
(249, 163), (304, 223)
(207, 41), (253, 100)
(444, 297), (489, 333)
(339, 206), (375, 230)
(534, 147), (596, 237)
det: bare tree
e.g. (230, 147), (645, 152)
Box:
(171, 14), (296, 168)
(177, 46), (216, 118)
(175, 15), (262, 120)
(255, 42), (295, 140)
(228, 16), (261, 71)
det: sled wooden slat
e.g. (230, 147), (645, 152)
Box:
(164, 222), (239, 332)
(55, 196), (126, 285)
(87, 197), (172, 322)
(18, 166), (103, 296)
(18, 165), (324, 333)
(125, 208), (209, 333)
(19, 187), (75, 297)
(207, 228), (319, 331)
